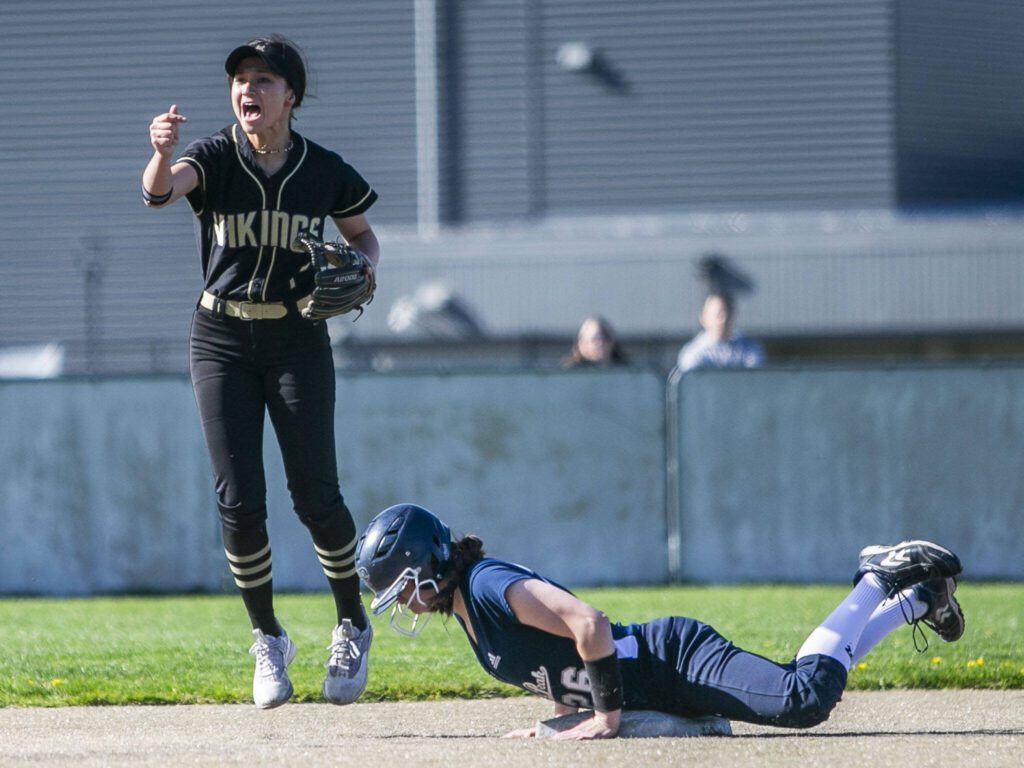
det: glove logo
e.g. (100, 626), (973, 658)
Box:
(326, 273), (362, 285)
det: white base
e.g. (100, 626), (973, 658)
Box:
(535, 710), (733, 739)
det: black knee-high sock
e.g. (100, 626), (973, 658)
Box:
(310, 531), (366, 631)
(222, 523), (279, 636)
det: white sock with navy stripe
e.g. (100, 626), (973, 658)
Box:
(795, 573), (888, 670)
(850, 588), (928, 665)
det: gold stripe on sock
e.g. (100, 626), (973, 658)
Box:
(229, 557), (272, 577)
(225, 542), (271, 564)
(314, 538), (356, 558)
(322, 565), (357, 580)
(235, 570), (273, 589)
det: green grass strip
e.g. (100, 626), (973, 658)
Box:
(0, 583), (1019, 707)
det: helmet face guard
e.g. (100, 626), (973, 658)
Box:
(373, 566), (440, 637)
(356, 504), (452, 637)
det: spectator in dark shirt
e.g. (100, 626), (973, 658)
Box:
(563, 316), (629, 369)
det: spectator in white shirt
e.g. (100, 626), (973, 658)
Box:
(678, 291), (764, 373)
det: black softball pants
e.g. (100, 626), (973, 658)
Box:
(188, 305), (357, 562)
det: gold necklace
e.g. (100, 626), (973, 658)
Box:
(252, 140), (294, 155)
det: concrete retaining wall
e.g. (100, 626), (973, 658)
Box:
(673, 365), (1024, 582)
(2, 364), (1020, 595)
(0, 371), (667, 594)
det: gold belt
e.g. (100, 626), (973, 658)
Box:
(200, 291), (312, 320)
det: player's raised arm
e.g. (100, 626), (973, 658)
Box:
(142, 104), (197, 207)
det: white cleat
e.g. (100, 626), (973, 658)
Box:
(249, 628), (296, 709)
(323, 619), (373, 705)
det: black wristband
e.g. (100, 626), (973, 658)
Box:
(142, 186), (173, 206)
(584, 652), (624, 712)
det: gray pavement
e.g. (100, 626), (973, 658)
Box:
(0, 691), (1021, 767)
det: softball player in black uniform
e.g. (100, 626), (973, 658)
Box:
(143, 35), (377, 709)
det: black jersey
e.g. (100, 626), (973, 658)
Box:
(178, 124), (377, 303)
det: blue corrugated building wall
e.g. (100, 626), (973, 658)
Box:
(1, 0), (1023, 374)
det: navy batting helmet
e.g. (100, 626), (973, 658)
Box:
(355, 503), (452, 619)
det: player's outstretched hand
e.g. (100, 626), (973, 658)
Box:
(549, 710), (621, 741)
(501, 725), (537, 739)
(150, 104), (187, 157)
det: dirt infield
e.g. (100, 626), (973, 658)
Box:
(1, 691), (1021, 767)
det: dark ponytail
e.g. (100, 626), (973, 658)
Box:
(427, 535), (485, 615)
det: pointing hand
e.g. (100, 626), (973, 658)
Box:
(150, 104), (188, 157)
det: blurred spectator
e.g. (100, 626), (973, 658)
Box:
(678, 291), (764, 372)
(562, 315), (629, 368)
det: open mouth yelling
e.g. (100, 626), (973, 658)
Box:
(241, 102), (262, 120)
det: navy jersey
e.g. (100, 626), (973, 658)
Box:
(177, 124), (377, 303)
(455, 558), (646, 710)
(454, 557), (847, 725)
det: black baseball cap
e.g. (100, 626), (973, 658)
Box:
(225, 36), (306, 107)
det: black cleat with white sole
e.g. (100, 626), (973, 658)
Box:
(914, 577), (965, 643)
(854, 540), (962, 597)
